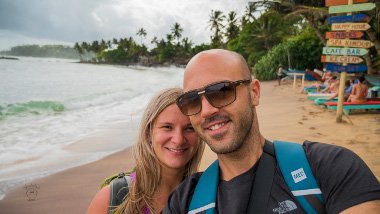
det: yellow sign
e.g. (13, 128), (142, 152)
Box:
(327, 39), (374, 48)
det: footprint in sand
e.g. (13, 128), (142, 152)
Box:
(298, 122), (304, 125)
(302, 116), (308, 121)
(309, 127), (316, 130)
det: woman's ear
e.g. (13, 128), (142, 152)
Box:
(250, 79), (261, 106)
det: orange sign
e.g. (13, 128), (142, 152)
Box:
(331, 23), (371, 31)
(325, 31), (363, 39)
(325, 0), (368, 7)
(321, 55), (363, 64)
(327, 39), (374, 48)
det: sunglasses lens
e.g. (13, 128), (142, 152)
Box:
(206, 82), (236, 107)
(177, 91), (201, 116)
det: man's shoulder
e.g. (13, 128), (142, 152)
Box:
(163, 172), (203, 213)
(177, 171), (203, 193)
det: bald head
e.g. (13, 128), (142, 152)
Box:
(183, 49), (251, 90)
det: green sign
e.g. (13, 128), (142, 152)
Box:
(329, 3), (375, 14)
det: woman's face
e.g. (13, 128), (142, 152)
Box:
(152, 104), (199, 172)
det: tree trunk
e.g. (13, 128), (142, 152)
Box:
(364, 53), (376, 75)
(304, 15), (326, 46)
(366, 28), (380, 58)
(287, 47), (292, 69)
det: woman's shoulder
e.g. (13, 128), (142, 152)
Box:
(87, 185), (110, 214)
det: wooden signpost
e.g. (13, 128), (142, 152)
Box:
(329, 3), (375, 14)
(325, 31), (364, 39)
(327, 39), (374, 48)
(331, 22), (370, 31)
(325, 0), (368, 7)
(326, 63), (368, 72)
(322, 47), (368, 56)
(324, 0), (375, 123)
(321, 55), (363, 64)
(328, 14), (370, 24)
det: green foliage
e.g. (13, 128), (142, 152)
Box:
(228, 10), (295, 65)
(253, 27), (323, 81)
(1, 45), (79, 59)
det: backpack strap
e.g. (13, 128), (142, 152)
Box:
(188, 143), (277, 214)
(108, 172), (132, 214)
(274, 140), (326, 214)
(188, 160), (219, 214)
(246, 142), (276, 213)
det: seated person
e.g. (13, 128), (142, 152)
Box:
(347, 76), (368, 103)
(277, 64), (287, 85)
(326, 79), (352, 101)
(300, 69), (332, 93)
(317, 71), (334, 92)
(320, 76), (338, 94)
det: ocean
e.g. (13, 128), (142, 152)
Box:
(0, 57), (185, 199)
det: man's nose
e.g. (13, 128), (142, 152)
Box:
(200, 96), (219, 118)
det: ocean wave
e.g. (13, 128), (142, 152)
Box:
(0, 101), (65, 119)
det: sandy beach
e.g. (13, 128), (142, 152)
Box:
(0, 80), (379, 213)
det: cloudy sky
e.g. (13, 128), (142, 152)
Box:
(0, 0), (251, 51)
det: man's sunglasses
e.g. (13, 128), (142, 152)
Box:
(176, 79), (252, 116)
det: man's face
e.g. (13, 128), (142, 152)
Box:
(183, 52), (255, 154)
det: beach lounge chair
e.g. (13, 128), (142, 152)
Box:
(303, 85), (326, 93)
(314, 98), (338, 105)
(307, 92), (335, 101)
(325, 101), (380, 114)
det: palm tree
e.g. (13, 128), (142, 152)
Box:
(136, 28), (147, 45)
(250, 10), (287, 51)
(166, 33), (174, 45)
(171, 22), (184, 45)
(226, 11), (240, 43)
(112, 38), (118, 45)
(244, 2), (258, 23)
(254, 0), (328, 45)
(74, 42), (83, 61)
(208, 10), (226, 47)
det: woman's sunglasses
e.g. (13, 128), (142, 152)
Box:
(176, 79), (252, 116)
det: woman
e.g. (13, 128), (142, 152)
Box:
(347, 76), (368, 103)
(87, 88), (204, 214)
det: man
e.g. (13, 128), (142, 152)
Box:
(163, 49), (380, 213)
(277, 64), (287, 85)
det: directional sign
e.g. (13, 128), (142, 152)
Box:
(327, 39), (374, 48)
(321, 55), (363, 64)
(323, 47), (368, 56)
(326, 31), (364, 39)
(325, 0), (368, 7)
(331, 23), (371, 31)
(329, 3), (376, 14)
(326, 64), (367, 73)
(328, 14), (370, 24)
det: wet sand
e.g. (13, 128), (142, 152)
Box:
(0, 80), (378, 213)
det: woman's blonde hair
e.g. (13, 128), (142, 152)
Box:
(114, 87), (204, 214)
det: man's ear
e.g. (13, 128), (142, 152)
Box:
(250, 79), (260, 106)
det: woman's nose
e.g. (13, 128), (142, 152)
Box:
(171, 128), (185, 145)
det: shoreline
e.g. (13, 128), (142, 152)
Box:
(0, 80), (378, 213)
